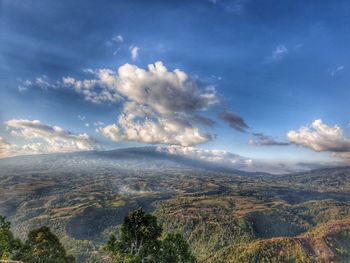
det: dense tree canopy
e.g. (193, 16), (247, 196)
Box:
(104, 208), (196, 263)
(14, 226), (75, 263)
(0, 215), (21, 260)
(160, 233), (196, 263)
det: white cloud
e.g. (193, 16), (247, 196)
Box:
(156, 145), (252, 168)
(156, 145), (327, 174)
(288, 119), (350, 161)
(35, 75), (53, 89)
(0, 137), (18, 158)
(18, 76), (57, 91)
(115, 62), (217, 114)
(93, 121), (105, 126)
(65, 61), (217, 146)
(1, 119), (95, 158)
(130, 46), (139, 61)
(99, 102), (210, 146)
(0, 136), (44, 158)
(272, 44), (288, 60)
(62, 69), (122, 103)
(65, 61), (217, 111)
(18, 86), (28, 92)
(99, 124), (123, 142)
(113, 35), (124, 43)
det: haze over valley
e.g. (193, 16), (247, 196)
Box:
(1, 1), (350, 262)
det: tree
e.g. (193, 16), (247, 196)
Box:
(160, 233), (196, 263)
(0, 215), (21, 260)
(104, 208), (162, 262)
(14, 226), (75, 263)
(103, 208), (196, 263)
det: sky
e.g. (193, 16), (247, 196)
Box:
(1, 0), (350, 173)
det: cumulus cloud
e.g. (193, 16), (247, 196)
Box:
(219, 111), (249, 132)
(99, 102), (211, 146)
(65, 61), (218, 146)
(115, 62), (217, 114)
(0, 137), (19, 158)
(249, 133), (289, 146)
(1, 119), (95, 158)
(0, 136), (46, 159)
(130, 46), (139, 60)
(288, 119), (350, 161)
(63, 69), (122, 103)
(62, 61), (217, 111)
(272, 44), (288, 60)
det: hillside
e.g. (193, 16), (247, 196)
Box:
(1, 148), (350, 262)
(210, 217), (350, 262)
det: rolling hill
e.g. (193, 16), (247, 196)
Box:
(1, 148), (350, 262)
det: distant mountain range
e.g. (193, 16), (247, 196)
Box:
(2, 147), (350, 262)
(0, 147), (269, 176)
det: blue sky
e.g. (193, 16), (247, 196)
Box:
(1, 0), (350, 172)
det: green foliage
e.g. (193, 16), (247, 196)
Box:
(103, 208), (162, 262)
(14, 226), (75, 263)
(103, 208), (196, 263)
(211, 237), (312, 263)
(0, 215), (21, 260)
(160, 233), (196, 263)
(155, 197), (255, 261)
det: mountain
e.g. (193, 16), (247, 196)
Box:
(1, 148), (350, 262)
(0, 147), (264, 176)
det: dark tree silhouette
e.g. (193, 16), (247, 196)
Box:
(14, 226), (75, 263)
(160, 233), (196, 263)
(0, 215), (21, 260)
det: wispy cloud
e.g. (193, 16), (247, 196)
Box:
(112, 34), (124, 43)
(77, 115), (86, 121)
(64, 61), (217, 146)
(18, 75), (57, 91)
(329, 65), (345, 78)
(130, 45), (140, 61)
(272, 44), (288, 60)
(294, 43), (303, 50)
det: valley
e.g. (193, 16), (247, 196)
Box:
(1, 148), (350, 262)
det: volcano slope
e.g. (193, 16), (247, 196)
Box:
(1, 148), (350, 262)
